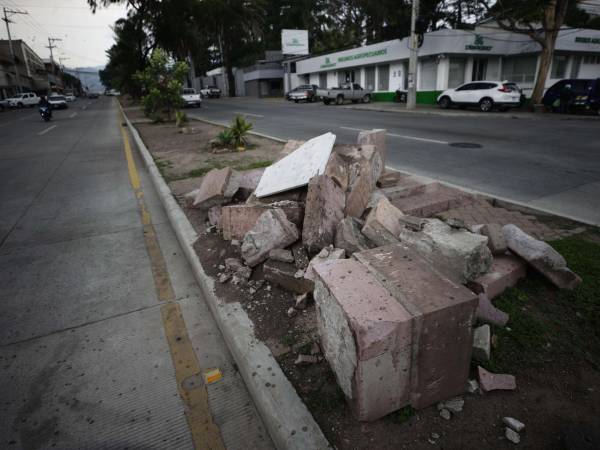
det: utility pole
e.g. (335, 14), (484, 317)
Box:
(46, 37), (62, 70)
(406, 0), (420, 110)
(2, 7), (28, 94)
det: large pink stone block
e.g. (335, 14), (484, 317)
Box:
(221, 202), (303, 241)
(469, 254), (527, 299)
(192, 167), (237, 209)
(354, 244), (478, 409)
(312, 259), (413, 421)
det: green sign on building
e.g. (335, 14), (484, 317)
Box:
(319, 48), (388, 69)
(465, 35), (492, 51)
(575, 36), (600, 44)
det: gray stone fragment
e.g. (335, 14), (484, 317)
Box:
(446, 217), (468, 229)
(269, 248), (295, 263)
(466, 379), (479, 394)
(473, 324), (491, 361)
(335, 217), (372, 256)
(361, 197), (404, 246)
(503, 224), (582, 290)
(439, 409), (451, 420)
(505, 427), (520, 444)
(295, 293), (308, 310)
(304, 246), (346, 282)
(438, 397), (464, 413)
(294, 354), (320, 365)
(503, 417), (525, 433)
(481, 223), (508, 255)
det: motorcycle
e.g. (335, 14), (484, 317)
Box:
(39, 105), (51, 122)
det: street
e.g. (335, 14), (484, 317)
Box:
(191, 97), (600, 225)
(0, 98), (271, 449)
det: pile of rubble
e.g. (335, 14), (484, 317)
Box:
(185, 129), (581, 423)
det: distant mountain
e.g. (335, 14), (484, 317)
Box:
(65, 66), (104, 93)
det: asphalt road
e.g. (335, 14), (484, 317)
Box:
(0, 99), (271, 449)
(191, 97), (600, 226)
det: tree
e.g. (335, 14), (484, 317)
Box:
(134, 48), (188, 121)
(479, 0), (588, 104)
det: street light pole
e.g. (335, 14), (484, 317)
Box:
(2, 7), (28, 94)
(406, 0), (420, 109)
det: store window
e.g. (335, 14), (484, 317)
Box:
(551, 55), (567, 78)
(377, 64), (389, 91)
(365, 66), (375, 90)
(448, 58), (466, 88)
(501, 55), (537, 83)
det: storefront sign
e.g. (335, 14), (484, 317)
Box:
(320, 48), (388, 69)
(465, 35), (492, 51)
(282, 29), (309, 55)
(575, 36), (600, 44)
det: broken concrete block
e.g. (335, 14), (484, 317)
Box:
(390, 183), (474, 217)
(234, 168), (265, 200)
(302, 175), (346, 253)
(466, 379), (479, 394)
(263, 260), (314, 294)
(221, 201), (303, 241)
(313, 258), (413, 421)
(439, 408), (451, 420)
(481, 223), (508, 255)
(335, 217), (372, 256)
(192, 167), (239, 209)
(472, 324), (491, 361)
(291, 242), (310, 269)
(446, 217), (468, 230)
(304, 246), (346, 282)
(505, 427), (520, 444)
(325, 152), (349, 191)
(357, 129), (386, 181)
(503, 224), (582, 290)
(376, 170), (403, 188)
(476, 293), (509, 327)
(438, 397), (464, 413)
(361, 197), (404, 247)
(294, 293), (308, 310)
(364, 190), (387, 214)
(294, 354), (320, 365)
(399, 215), (427, 231)
(268, 248), (294, 263)
(184, 188), (200, 208)
(400, 219), (492, 284)
(255, 132), (335, 197)
(278, 139), (305, 159)
(345, 159), (374, 218)
(503, 417), (525, 433)
(477, 366), (516, 392)
(354, 244), (478, 409)
(208, 206), (222, 229)
(223, 257), (252, 285)
(241, 209), (299, 267)
(468, 254), (527, 300)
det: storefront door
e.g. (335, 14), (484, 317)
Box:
(472, 58), (487, 80)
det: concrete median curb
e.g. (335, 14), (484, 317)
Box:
(119, 105), (331, 450)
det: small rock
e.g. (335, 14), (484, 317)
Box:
(505, 427), (520, 444)
(294, 294), (308, 310)
(503, 417), (525, 433)
(231, 239), (240, 246)
(269, 248), (295, 263)
(219, 273), (231, 283)
(478, 366), (516, 392)
(309, 342), (321, 355)
(473, 324), (491, 361)
(446, 217), (467, 229)
(466, 379), (479, 394)
(249, 287), (256, 295)
(294, 269), (305, 279)
(431, 433), (440, 440)
(287, 307), (296, 318)
(439, 408), (451, 420)
(218, 264), (225, 270)
(294, 354), (319, 366)
(439, 397), (464, 413)
(470, 224), (484, 234)
(477, 293), (509, 327)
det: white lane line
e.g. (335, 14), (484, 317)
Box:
(69, 112), (78, 118)
(233, 111), (264, 118)
(38, 125), (57, 135)
(340, 126), (448, 145)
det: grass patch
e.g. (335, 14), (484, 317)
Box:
(186, 159), (272, 179)
(387, 406), (416, 424)
(483, 235), (600, 373)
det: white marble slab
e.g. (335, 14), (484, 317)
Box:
(255, 132), (336, 198)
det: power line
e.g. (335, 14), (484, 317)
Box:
(2, 6), (28, 93)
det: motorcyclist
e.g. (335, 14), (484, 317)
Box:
(38, 95), (52, 117)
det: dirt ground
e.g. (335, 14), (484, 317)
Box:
(131, 104), (600, 449)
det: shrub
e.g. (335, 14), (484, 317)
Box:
(175, 110), (187, 128)
(216, 129), (234, 147)
(229, 115), (253, 150)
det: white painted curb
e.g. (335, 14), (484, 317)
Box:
(119, 106), (331, 450)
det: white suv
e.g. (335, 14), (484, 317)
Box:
(7, 92), (40, 108)
(437, 81), (522, 112)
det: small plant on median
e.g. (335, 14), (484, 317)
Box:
(216, 129), (234, 147)
(229, 115), (253, 150)
(175, 110), (187, 127)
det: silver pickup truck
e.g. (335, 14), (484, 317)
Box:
(317, 83), (372, 105)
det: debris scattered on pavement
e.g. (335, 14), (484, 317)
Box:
(505, 427), (521, 444)
(472, 324), (491, 361)
(477, 366), (516, 392)
(203, 368), (223, 384)
(503, 417), (525, 433)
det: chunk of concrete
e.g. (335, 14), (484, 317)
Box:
(278, 139), (305, 159)
(476, 293), (509, 327)
(357, 129), (386, 181)
(208, 205), (222, 229)
(241, 209), (300, 267)
(313, 258), (413, 421)
(503, 417), (525, 433)
(268, 248), (294, 263)
(302, 175), (346, 253)
(477, 366), (516, 392)
(399, 215), (428, 231)
(345, 155), (374, 218)
(438, 397), (464, 413)
(304, 246), (346, 282)
(503, 224), (582, 290)
(324, 152), (349, 191)
(472, 324), (491, 361)
(468, 254), (527, 299)
(221, 201), (303, 241)
(354, 244), (478, 409)
(192, 167), (239, 209)
(364, 190), (388, 215)
(481, 223), (508, 255)
(335, 217), (373, 256)
(291, 242), (310, 269)
(505, 427), (520, 444)
(400, 219), (492, 284)
(361, 197), (404, 246)
(390, 183), (474, 217)
(263, 260), (314, 294)
(255, 132), (335, 197)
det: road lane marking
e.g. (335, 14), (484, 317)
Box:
(38, 125), (57, 135)
(233, 111), (264, 118)
(69, 112), (77, 118)
(340, 126), (448, 145)
(119, 119), (226, 450)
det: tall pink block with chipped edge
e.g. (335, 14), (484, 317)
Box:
(469, 254), (527, 299)
(312, 259), (413, 421)
(354, 243), (478, 409)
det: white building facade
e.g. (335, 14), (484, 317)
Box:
(288, 23), (600, 103)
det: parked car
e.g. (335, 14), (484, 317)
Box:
(48, 95), (68, 109)
(437, 81), (522, 112)
(287, 84), (319, 103)
(181, 88), (202, 107)
(7, 92), (40, 108)
(65, 94), (77, 102)
(542, 78), (600, 115)
(200, 85), (221, 98)
(88, 92), (100, 99)
(104, 89), (121, 96)
(318, 83), (372, 105)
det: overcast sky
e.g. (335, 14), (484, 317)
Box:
(0, 0), (127, 68)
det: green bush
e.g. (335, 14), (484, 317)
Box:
(175, 110), (187, 127)
(229, 115), (253, 149)
(216, 129), (234, 147)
